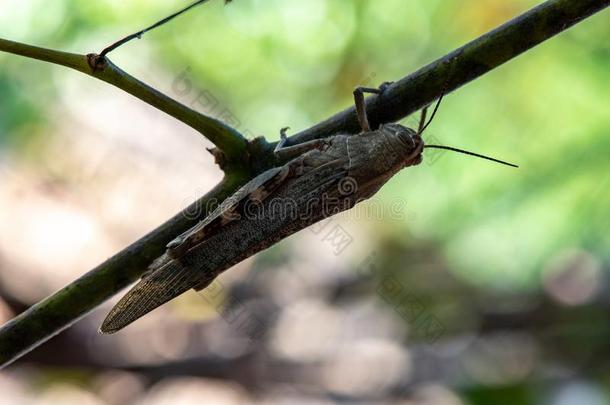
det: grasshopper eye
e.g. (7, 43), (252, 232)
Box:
(396, 127), (418, 149)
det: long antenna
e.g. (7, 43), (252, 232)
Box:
(418, 92), (445, 136)
(99, 0), (225, 58)
(425, 145), (518, 168)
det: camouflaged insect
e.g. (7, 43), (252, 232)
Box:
(99, 84), (426, 333)
(100, 83), (516, 333)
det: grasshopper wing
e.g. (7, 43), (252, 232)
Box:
(166, 165), (290, 258)
(100, 253), (206, 334)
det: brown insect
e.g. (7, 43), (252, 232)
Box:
(100, 83), (516, 333)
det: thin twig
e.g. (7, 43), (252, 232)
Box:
(99, 0), (212, 58)
(0, 38), (247, 160)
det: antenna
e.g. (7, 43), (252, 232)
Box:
(416, 71), (517, 168)
(417, 64), (455, 135)
(418, 91), (445, 136)
(424, 145), (518, 168)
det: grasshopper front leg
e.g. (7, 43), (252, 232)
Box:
(274, 127), (327, 161)
(354, 81), (432, 135)
(353, 81), (393, 133)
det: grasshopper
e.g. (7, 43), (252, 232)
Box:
(100, 83), (516, 333)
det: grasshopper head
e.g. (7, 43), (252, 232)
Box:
(379, 123), (424, 168)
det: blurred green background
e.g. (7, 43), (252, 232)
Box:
(0, 0), (609, 404)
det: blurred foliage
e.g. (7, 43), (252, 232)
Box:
(1, 0), (610, 403)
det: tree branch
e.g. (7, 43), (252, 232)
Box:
(0, 38), (248, 161)
(287, 0), (610, 146)
(0, 0), (608, 368)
